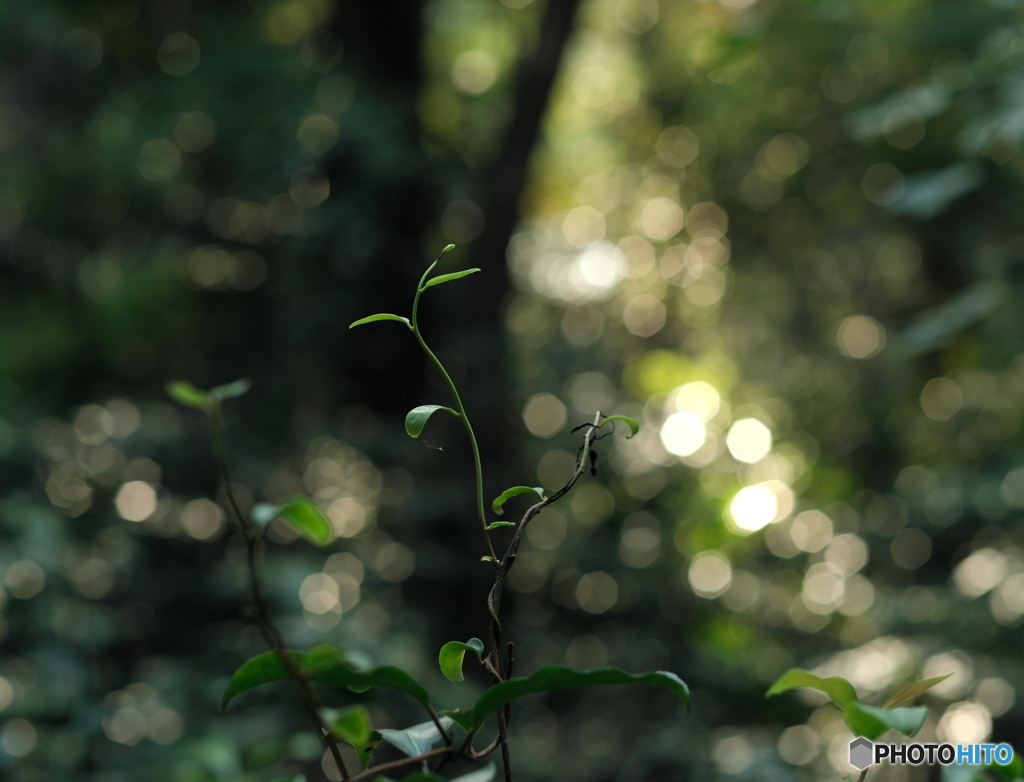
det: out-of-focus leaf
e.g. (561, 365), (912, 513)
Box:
(599, 415), (639, 438)
(883, 674), (952, 708)
(456, 665), (689, 732)
(278, 497), (332, 546)
(422, 268), (480, 290)
(844, 82), (950, 141)
(767, 669), (858, 709)
(888, 281), (1000, 359)
(987, 752), (1024, 781)
(270, 777), (307, 782)
(378, 717), (452, 758)
(356, 730), (383, 769)
(209, 378), (251, 401)
(349, 313), (412, 329)
(491, 486), (544, 515)
(167, 380), (209, 409)
(222, 646), (431, 710)
(438, 638), (484, 683)
(329, 704), (372, 747)
(405, 405), (458, 437)
(451, 766), (496, 782)
(942, 763), (984, 782)
(889, 162), (983, 219)
(251, 503), (277, 525)
(845, 702), (928, 740)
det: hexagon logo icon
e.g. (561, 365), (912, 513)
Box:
(849, 737), (874, 771)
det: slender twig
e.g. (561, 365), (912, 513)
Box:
(207, 405), (350, 780)
(857, 770), (868, 782)
(349, 746), (456, 782)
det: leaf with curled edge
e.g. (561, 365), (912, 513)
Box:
(405, 405), (459, 437)
(491, 486), (544, 515)
(598, 415), (639, 439)
(438, 638), (484, 683)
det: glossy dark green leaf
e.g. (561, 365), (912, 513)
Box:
(599, 415), (639, 439)
(222, 646), (430, 710)
(485, 521), (516, 530)
(405, 405), (459, 438)
(422, 268), (480, 290)
(438, 638), (484, 683)
(491, 486), (544, 515)
(166, 380), (209, 409)
(845, 702), (927, 740)
(209, 378), (251, 401)
(457, 665), (689, 732)
(349, 313), (412, 329)
(883, 674), (952, 709)
(329, 704), (372, 747)
(378, 717), (452, 758)
(766, 669), (858, 709)
(278, 497), (332, 546)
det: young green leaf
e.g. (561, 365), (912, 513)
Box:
(599, 415), (640, 439)
(883, 673), (952, 709)
(209, 378), (251, 401)
(222, 645), (431, 710)
(378, 717), (453, 758)
(845, 702), (928, 740)
(349, 313), (413, 329)
(166, 380), (210, 409)
(491, 486), (545, 515)
(355, 730), (383, 769)
(329, 704), (372, 747)
(456, 665), (689, 732)
(277, 497), (332, 546)
(766, 669), (858, 709)
(438, 638), (484, 683)
(422, 268), (481, 290)
(441, 243), (456, 255)
(486, 521), (516, 530)
(405, 404), (459, 438)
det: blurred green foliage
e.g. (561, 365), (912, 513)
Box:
(2, 0), (1024, 781)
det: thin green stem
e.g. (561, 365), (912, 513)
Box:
(411, 260), (497, 563)
(207, 404), (350, 781)
(857, 770), (868, 782)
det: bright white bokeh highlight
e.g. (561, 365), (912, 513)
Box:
(726, 418), (772, 463)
